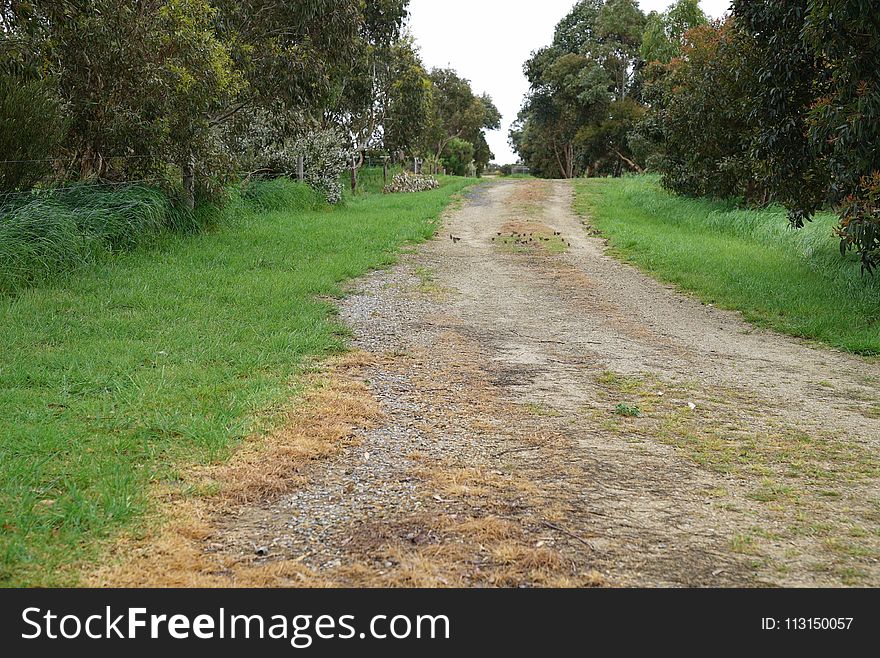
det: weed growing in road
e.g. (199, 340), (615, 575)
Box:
(614, 403), (642, 418)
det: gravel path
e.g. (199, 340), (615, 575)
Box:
(206, 179), (880, 587)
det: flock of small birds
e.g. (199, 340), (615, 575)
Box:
(487, 230), (570, 248)
(448, 231), (571, 248)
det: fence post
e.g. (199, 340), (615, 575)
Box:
(297, 155), (304, 182)
(383, 157), (388, 185)
(350, 154), (357, 194)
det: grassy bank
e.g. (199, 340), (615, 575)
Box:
(574, 176), (880, 355)
(0, 176), (473, 586)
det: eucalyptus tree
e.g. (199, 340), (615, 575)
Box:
(427, 68), (500, 175)
(513, 0), (644, 178)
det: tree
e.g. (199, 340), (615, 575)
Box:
(640, 0), (708, 64)
(382, 40), (435, 157)
(427, 68), (499, 175)
(0, 74), (65, 191)
(651, 20), (761, 201)
(320, 1), (412, 162)
(513, 0), (645, 178)
(804, 0), (880, 271)
(597, 0), (646, 101)
(442, 138), (475, 177)
(732, 0), (880, 271)
(732, 1), (826, 228)
(1, 0), (243, 206)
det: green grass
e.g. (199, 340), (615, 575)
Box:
(575, 176), (880, 355)
(0, 176), (473, 586)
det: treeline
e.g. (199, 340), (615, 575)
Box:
(513, 0), (880, 272)
(0, 1), (499, 206)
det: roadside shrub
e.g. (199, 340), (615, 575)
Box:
(441, 138), (475, 177)
(383, 172), (440, 194)
(280, 131), (350, 205)
(0, 75), (66, 191)
(222, 107), (350, 205)
(654, 20), (761, 202)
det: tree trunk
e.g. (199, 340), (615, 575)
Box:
(182, 153), (195, 211)
(553, 141), (570, 180)
(611, 148), (644, 174)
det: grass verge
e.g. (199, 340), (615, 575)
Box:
(0, 176), (473, 586)
(574, 176), (880, 355)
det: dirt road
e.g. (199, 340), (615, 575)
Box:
(95, 179), (880, 588)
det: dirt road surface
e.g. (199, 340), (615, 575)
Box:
(95, 179), (880, 588)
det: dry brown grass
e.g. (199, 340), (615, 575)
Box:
(86, 352), (381, 588)
(509, 179), (551, 206)
(413, 461), (541, 499)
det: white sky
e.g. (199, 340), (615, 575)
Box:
(407, 1), (731, 163)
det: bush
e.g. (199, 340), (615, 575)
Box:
(0, 75), (66, 191)
(653, 20), (760, 202)
(441, 138), (475, 177)
(221, 107), (350, 205)
(383, 172), (440, 194)
(282, 131), (350, 205)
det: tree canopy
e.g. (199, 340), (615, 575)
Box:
(0, 0), (501, 202)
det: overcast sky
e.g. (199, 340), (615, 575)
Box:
(407, 1), (731, 164)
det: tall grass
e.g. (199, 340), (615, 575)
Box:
(575, 176), (880, 355)
(0, 178), (329, 295)
(239, 176), (323, 213)
(0, 184), (183, 294)
(0, 175), (474, 586)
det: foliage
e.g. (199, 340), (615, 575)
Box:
(382, 39), (436, 156)
(732, 1), (826, 229)
(653, 20), (761, 201)
(0, 1), (427, 196)
(0, 74), (66, 191)
(732, 0), (880, 272)
(4, 1), (242, 187)
(239, 178), (322, 213)
(640, 0), (707, 64)
(322, 4), (412, 157)
(289, 130), (351, 205)
(803, 0), (880, 272)
(614, 403), (642, 418)
(427, 68), (499, 175)
(0, 184), (186, 293)
(441, 138), (475, 177)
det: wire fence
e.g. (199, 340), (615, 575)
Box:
(0, 150), (455, 211)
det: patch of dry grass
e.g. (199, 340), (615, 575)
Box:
(86, 353), (381, 588)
